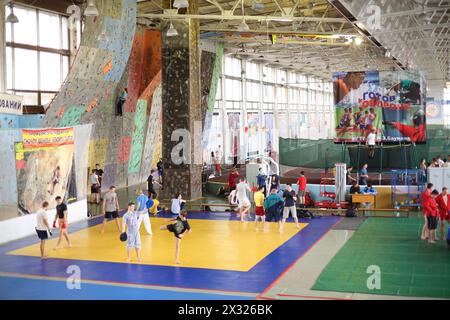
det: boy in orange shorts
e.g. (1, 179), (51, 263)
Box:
(254, 186), (267, 232)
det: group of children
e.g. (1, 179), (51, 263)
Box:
(336, 107), (377, 138)
(229, 172), (305, 234)
(421, 183), (450, 243)
(35, 186), (191, 264)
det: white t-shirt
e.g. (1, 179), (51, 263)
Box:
(90, 173), (99, 184)
(171, 198), (181, 214)
(236, 182), (249, 200)
(36, 209), (48, 231)
(367, 133), (376, 146)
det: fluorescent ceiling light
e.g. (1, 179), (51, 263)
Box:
(270, 17), (293, 22)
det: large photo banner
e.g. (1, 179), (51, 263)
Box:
(333, 70), (426, 143)
(15, 128), (75, 215)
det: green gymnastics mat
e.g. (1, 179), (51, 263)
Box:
(312, 218), (450, 299)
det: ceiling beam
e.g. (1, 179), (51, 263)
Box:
(137, 12), (348, 23)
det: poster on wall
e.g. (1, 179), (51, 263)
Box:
(247, 112), (260, 157)
(227, 112), (240, 164)
(264, 113), (274, 153)
(15, 128), (75, 215)
(333, 70), (426, 144)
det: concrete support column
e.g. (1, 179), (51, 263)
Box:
(161, 0), (202, 200)
(0, 5), (7, 93)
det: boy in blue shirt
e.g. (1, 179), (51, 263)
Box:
(136, 189), (152, 235)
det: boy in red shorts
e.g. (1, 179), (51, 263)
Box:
(425, 190), (440, 244)
(254, 186), (267, 232)
(436, 187), (450, 240)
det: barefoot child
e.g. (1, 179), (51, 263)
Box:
(122, 202), (143, 262)
(36, 201), (52, 259)
(53, 196), (71, 249)
(264, 188), (284, 233)
(254, 186), (267, 232)
(160, 210), (191, 264)
(236, 178), (252, 222)
(281, 184), (301, 232)
(101, 186), (121, 233)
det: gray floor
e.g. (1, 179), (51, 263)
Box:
(333, 216), (367, 230)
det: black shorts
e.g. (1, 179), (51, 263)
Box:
(36, 229), (48, 240)
(167, 224), (184, 239)
(105, 211), (119, 219)
(427, 216), (438, 230)
(91, 184), (99, 193)
(265, 206), (280, 222)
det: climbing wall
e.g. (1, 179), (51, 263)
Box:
(140, 85), (162, 183)
(43, 0), (136, 190)
(126, 29), (162, 186)
(43, 1), (166, 190)
(202, 44), (224, 149)
(0, 129), (21, 205)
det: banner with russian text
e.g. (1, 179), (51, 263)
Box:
(333, 70), (426, 143)
(22, 127), (74, 150)
(0, 93), (23, 115)
(15, 128), (75, 214)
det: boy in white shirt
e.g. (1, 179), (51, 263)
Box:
(36, 201), (52, 259)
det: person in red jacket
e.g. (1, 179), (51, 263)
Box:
(387, 109), (426, 143)
(227, 167), (239, 192)
(436, 187), (450, 240)
(421, 183), (434, 240)
(425, 190), (440, 244)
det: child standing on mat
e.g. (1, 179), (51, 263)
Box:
(160, 210), (191, 264)
(254, 186), (267, 232)
(281, 184), (301, 232)
(236, 178), (252, 222)
(136, 189), (152, 235)
(36, 201), (52, 259)
(101, 186), (121, 233)
(264, 188), (284, 233)
(53, 196), (71, 249)
(122, 202), (143, 262)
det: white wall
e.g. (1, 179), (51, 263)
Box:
(0, 200), (87, 245)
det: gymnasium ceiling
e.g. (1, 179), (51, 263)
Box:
(136, 0), (450, 86)
(13, 0), (450, 86)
